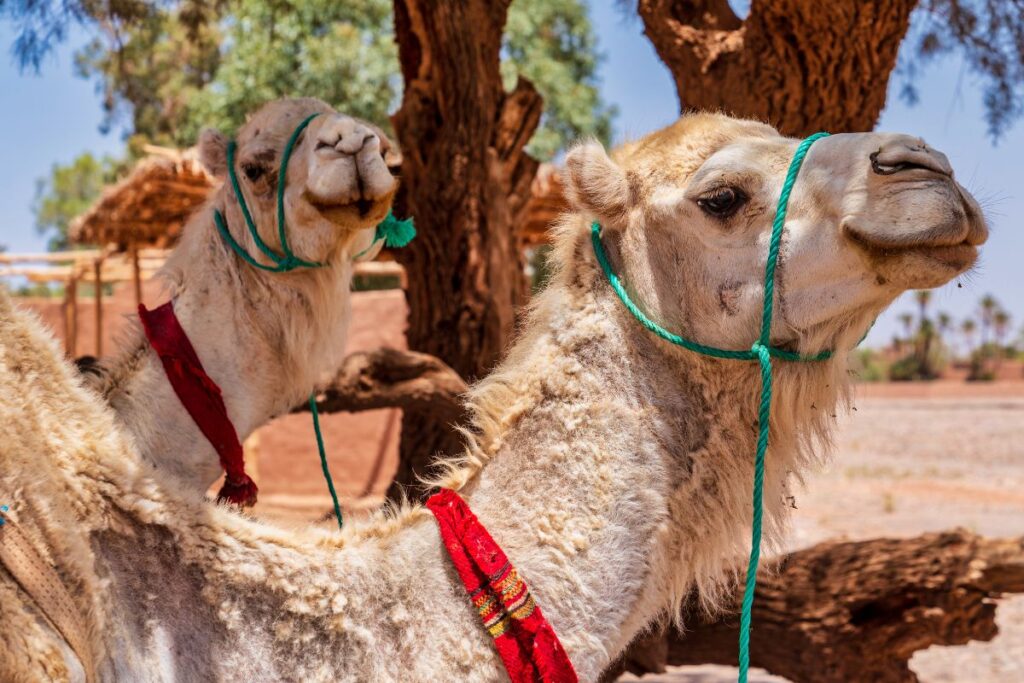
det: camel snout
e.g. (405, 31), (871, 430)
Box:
(869, 136), (952, 177)
(316, 116), (380, 156)
(306, 115), (396, 207)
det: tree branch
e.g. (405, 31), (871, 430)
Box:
(295, 348), (468, 422)
(637, 0), (919, 136)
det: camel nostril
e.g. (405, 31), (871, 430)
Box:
(316, 134), (340, 152)
(869, 141), (953, 177)
(360, 133), (377, 150)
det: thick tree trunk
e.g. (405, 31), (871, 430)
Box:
(389, 0), (542, 498)
(637, 0), (919, 137)
(607, 530), (1024, 682)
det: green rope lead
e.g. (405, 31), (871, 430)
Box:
(592, 132), (830, 683)
(310, 394), (344, 530)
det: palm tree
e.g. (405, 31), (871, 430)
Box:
(961, 318), (977, 355)
(937, 311), (953, 353)
(994, 310), (1011, 345)
(898, 312), (914, 342)
(914, 290), (932, 325)
(993, 310), (1011, 374)
(979, 294), (999, 349)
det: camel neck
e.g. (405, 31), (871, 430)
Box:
(97, 211), (355, 493)
(432, 252), (761, 680)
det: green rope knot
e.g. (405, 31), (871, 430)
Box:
(593, 132), (831, 683)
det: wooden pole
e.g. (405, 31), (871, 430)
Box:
(64, 275), (78, 358)
(131, 243), (142, 307)
(93, 258), (104, 357)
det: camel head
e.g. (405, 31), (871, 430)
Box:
(565, 114), (988, 356)
(199, 97), (399, 265)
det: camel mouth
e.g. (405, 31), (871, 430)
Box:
(845, 228), (981, 273)
(310, 194), (390, 226)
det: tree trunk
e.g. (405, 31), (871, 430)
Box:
(607, 530), (1024, 682)
(636, 0), (919, 137)
(389, 0), (542, 498)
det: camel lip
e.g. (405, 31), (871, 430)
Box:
(846, 229), (979, 271)
(309, 195), (385, 222)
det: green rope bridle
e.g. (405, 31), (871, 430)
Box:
(213, 112), (415, 530)
(592, 132), (830, 683)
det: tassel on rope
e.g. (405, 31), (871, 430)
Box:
(217, 475), (259, 507)
(375, 211), (416, 248)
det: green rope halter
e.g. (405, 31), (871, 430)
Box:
(212, 112), (416, 531)
(592, 131), (830, 683)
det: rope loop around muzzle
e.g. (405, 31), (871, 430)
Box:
(592, 131), (830, 683)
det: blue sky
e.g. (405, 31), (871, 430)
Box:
(0, 5), (1021, 346)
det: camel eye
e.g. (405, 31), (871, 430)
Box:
(697, 187), (746, 219)
(243, 164), (266, 182)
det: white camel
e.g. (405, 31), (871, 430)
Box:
(0, 114), (986, 682)
(80, 97), (398, 498)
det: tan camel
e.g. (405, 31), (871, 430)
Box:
(81, 97), (398, 496)
(0, 114), (986, 682)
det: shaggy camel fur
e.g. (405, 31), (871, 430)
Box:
(0, 114), (986, 682)
(82, 97), (397, 493)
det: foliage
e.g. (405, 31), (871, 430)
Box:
(7, 0), (613, 157)
(32, 152), (124, 250)
(899, 0), (1024, 139)
(16, 0), (614, 247)
(502, 0), (616, 159)
(70, 0), (396, 146)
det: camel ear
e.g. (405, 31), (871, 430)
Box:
(564, 140), (629, 224)
(198, 129), (229, 179)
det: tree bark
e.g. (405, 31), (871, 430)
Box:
(636, 0), (919, 137)
(389, 0), (542, 498)
(607, 530), (1024, 682)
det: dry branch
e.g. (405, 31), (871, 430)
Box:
(610, 530), (1024, 683)
(296, 348), (468, 423)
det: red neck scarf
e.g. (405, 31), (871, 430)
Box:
(426, 489), (577, 683)
(138, 301), (257, 506)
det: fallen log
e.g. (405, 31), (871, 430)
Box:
(611, 530), (1024, 683)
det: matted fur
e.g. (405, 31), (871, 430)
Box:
(0, 113), (983, 682)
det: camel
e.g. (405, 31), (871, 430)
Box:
(0, 114), (987, 682)
(79, 97), (398, 500)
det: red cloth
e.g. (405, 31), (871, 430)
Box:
(426, 489), (577, 683)
(138, 301), (257, 506)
